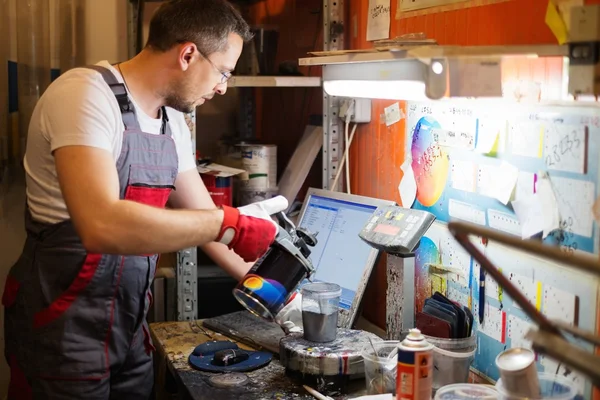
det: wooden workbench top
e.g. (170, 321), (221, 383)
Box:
(150, 320), (364, 400)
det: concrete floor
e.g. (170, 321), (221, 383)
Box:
(0, 174), (27, 397)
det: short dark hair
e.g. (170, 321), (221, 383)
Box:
(146, 0), (254, 55)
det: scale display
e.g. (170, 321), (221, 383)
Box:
(359, 205), (436, 255)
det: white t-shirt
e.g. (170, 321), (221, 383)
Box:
(24, 60), (196, 225)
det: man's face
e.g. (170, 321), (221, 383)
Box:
(165, 32), (243, 113)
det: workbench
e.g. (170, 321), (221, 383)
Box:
(150, 320), (368, 400)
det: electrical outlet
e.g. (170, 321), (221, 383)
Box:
(352, 98), (372, 123)
(339, 98), (372, 123)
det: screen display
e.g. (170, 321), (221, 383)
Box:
(298, 195), (379, 310)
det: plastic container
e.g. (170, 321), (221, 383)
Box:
(424, 334), (477, 393)
(435, 383), (499, 399)
(301, 282), (341, 342)
(361, 341), (399, 395)
(496, 372), (577, 400)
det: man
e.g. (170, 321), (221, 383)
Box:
(2, 0), (280, 398)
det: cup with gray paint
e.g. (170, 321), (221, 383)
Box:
(301, 282), (342, 343)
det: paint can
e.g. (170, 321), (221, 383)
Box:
(200, 174), (232, 207)
(397, 328), (434, 400)
(495, 348), (540, 398)
(232, 224), (316, 321)
(237, 144), (277, 189)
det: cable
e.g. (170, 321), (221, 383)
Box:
(344, 118), (351, 194)
(331, 121), (357, 191)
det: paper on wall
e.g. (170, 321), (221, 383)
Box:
(538, 174), (561, 237)
(384, 102), (402, 126)
(398, 158), (417, 207)
(366, 0), (391, 41)
(477, 161), (519, 205)
(544, 125), (587, 174)
(512, 193), (546, 239)
(509, 122), (543, 159)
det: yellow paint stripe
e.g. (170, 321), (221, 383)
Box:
(538, 125), (544, 158)
(536, 282), (543, 311)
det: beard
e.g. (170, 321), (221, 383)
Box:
(162, 78), (201, 114)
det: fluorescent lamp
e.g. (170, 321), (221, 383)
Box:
(323, 80), (428, 101)
(321, 58), (447, 101)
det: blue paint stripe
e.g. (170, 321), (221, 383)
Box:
(8, 61), (17, 113)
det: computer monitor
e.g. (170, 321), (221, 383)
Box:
(296, 188), (396, 328)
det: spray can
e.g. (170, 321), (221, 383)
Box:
(397, 328), (434, 400)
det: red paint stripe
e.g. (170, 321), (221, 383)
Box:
(2, 275), (20, 308)
(33, 253), (103, 329)
(501, 311), (507, 344)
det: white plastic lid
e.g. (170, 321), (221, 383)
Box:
(495, 348), (535, 372)
(434, 384), (499, 400)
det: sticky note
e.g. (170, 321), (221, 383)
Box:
(384, 102), (402, 126)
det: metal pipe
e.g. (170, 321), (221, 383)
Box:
(447, 221), (600, 278)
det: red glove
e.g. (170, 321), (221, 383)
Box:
(216, 205), (277, 262)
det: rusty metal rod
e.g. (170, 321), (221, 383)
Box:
(450, 229), (563, 337)
(447, 221), (600, 278)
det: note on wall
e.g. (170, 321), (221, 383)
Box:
(431, 128), (476, 150)
(447, 286), (469, 307)
(509, 122), (543, 158)
(451, 160), (476, 192)
(508, 273), (537, 311)
(448, 58), (503, 98)
(508, 315), (535, 349)
(448, 199), (486, 225)
(477, 162), (519, 205)
(543, 284), (578, 325)
(515, 171), (536, 201)
(544, 125), (588, 174)
(487, 209), (521, 236)
(366, 0), (391, 41)
(477, 303), (506, 343)
(476, 118), (505, 154)
(549, 176), (595, 238)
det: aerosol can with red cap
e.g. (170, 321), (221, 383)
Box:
(396, 328), (434, 400)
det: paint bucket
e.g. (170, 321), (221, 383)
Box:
(495, 372), (577, 400)
(495, 348), (539, 398)
(237, 144), (277, 189)
(424, 333), (477, 393)
(200, 174), (232, 207)
(233, 227), (315, 321)
(237, 186), (279, 206)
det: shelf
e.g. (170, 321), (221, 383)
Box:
(299, 45), (568, 66)
(296, 45), (600, 102)
(228, 76), (321, 88)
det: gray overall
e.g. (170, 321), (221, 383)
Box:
(3, 65), (179, 399)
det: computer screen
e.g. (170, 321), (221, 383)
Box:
(296, 188), (396, 327)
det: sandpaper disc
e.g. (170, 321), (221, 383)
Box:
(208, 373), (249, 388)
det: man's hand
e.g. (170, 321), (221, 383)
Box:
(216, 205), (277, 262)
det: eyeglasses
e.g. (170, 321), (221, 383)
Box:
(198, 50), (232, 84)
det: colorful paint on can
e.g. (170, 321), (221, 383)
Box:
(232, 237), (313, 321)
(397, 329), (434, 400)
(201, 174), (232, 207)
(495, 347), (540, 398)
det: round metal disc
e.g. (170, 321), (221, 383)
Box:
(208, 373), (249, 388)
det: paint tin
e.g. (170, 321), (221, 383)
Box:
(200, 174), (232, 207)
(397, 328), (434, 400)
(232, 227), (315, 321)
(495, 347), (540, 398)
(237, 144), (277, 189)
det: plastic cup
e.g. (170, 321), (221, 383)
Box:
(301, 282), (341, 342)
(362, 341), (399, 395)
(496, 372), (577, 400)
(434, 383), (499, 399)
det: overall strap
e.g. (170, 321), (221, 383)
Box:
(83, 65), (140, 131)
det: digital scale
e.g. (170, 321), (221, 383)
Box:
(359, 205), (436, 255)
(358, 205), (436, 338)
